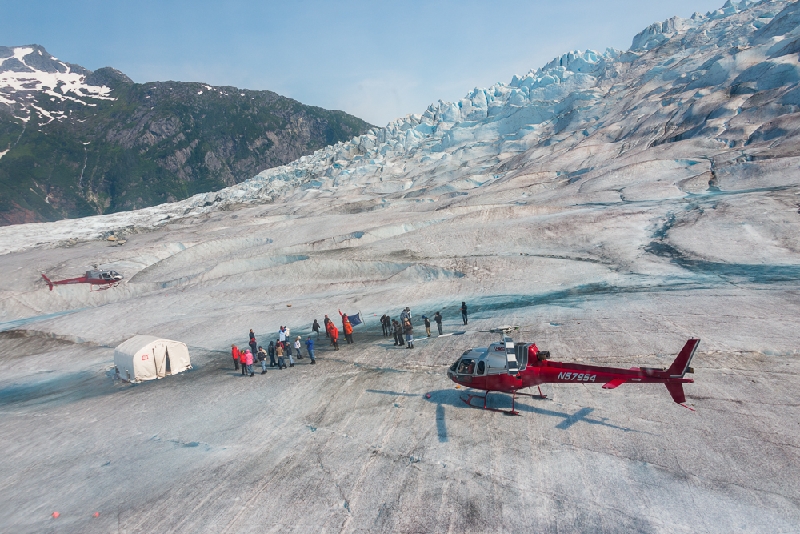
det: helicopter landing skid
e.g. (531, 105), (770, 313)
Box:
(90, 282), (119, 292)
(516, 386), (547, 399)
(460, 392), (520, 416)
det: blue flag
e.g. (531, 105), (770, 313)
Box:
(347, 312), (363, 327)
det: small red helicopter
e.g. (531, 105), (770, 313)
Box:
(42, 269), (123, 291)
(447, 329), (699, 415)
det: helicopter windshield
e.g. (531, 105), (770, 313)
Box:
(456, 358), (474, 375)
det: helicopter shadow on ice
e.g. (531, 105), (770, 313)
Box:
(366, 389), (451, 442)
(425, 389), (640, 433)
(365, 388), (640, 441)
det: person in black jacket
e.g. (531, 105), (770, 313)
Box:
(257, 346), (268, 374)
(268, 341), (276, 367)
(434, 311), (443, 335)
(248, 329), (258, 353)
(461, 302), (468, 325)
(312, 319), (321, 337)
(393, 319), (404, 346)
(380, 315), (389, 336)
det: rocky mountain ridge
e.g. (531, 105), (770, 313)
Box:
(0, 45), (373, 225)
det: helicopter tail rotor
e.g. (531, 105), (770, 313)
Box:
(41, 274), (54, 291)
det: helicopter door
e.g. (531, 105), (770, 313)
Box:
(505, 341), (519, 374)
(486, 345), (507, 374)
(516, 344), (528, 371)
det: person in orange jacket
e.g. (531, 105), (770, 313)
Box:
(339, 310), (354, 344)
(231, 344), (240, 371)
(327, 322), (340, 351)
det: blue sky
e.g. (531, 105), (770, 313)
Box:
(3, 0), (727, 126)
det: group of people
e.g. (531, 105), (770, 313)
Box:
(380, 307), (423, 349)
(231, 327), (316, 377)
(313, 310), (356, 351)
(379, 302), (469, 348)
(230, 302), (469, 371)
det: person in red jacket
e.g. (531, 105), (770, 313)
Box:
(231, 344), (240, 371)
(327, 322), (340, 351)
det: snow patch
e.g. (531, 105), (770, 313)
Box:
(0, 45), (115, 124)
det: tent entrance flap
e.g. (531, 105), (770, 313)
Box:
(154, 344), (168, 378)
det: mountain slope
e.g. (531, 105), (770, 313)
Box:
(0, 45), (373, 225)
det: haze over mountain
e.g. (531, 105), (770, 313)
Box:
(1, 1), (799, 532)
(0, 45), (373, 225)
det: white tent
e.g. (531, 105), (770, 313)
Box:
(114, 335), (191, 382)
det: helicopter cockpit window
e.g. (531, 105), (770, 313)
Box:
(477, 361), (485, 375)
(456, 358), (473, 375)
(101, 273), (111, 279)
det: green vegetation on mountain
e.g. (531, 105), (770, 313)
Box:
(0, 70), (373, 225)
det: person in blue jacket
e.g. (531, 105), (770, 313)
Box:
(305, 336), (316, 364)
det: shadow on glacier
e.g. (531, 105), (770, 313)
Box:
(435, 403), (447, 442)
(366, 389), (449, 441)
(461, 281), (711, 318)
(0, 371), (117, 407)
(646, 242), (800, 283)
(0, 362), (205, 407)
(420, 389), (638, 432)
(0, 309), (84, 333)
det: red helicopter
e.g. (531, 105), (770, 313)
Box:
(447, 329), (699, 415)
(42, 269), (123, 291)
